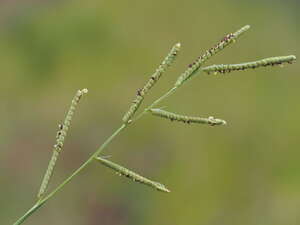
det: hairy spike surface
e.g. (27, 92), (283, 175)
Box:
(149, 108), (226, 126)
(175, 25), (250, 87)
(37, 89), (88, 199)
(122, 43), (181, 124)
(95, 157), (170, 193)
(233, 25), (250, 37)
(202, 55), (296, 75)
(122, 95), (144, 124)
(140, 42), (181, 96)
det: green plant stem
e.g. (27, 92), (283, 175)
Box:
(12, 203), (44, 225)
(13, 124), (127, 225)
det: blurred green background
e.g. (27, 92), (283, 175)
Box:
(1, 0), (299, 225)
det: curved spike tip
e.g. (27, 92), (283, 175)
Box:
(81, 88), (88, 94)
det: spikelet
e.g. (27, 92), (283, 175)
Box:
(95, 157), (170, 193)
(141, 43), (181, 96)
(175, 25), (250, 86)
(202, 55), (296, 75)
(37, 89), (88, 199)
(149, 108), (226, 126)
(122, 43), (181, 124)
(122, 95), (144, 124)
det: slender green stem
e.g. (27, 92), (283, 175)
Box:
(12, 203), (44, 225)
(13, 124), (126, 225)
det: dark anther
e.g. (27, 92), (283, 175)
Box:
(137, 88), (142, 96)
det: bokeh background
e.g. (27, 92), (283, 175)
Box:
(1, 0), (299, 225)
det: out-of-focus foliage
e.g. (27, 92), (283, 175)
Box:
(0, 0), (299, 225)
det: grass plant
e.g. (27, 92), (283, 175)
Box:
(12, 25), (296, 225)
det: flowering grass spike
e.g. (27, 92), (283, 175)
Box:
(37, 89), (88, 199)
(95, 157), (170, 193)
(175, 25), (250, 86)
(122, 43), (181, 124)
(202, 55), (296, 75)
(149, 108), (227, 126)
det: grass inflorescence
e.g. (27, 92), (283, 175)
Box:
(37, 89), (88, 199)
(12, 25), (296, 225)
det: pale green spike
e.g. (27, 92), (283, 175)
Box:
(175, 25), (250, 87)
(122, 43), (180, 124)
(150, 108), (227, 126)
(95, 157), (170, 193)
(37, 89), (88, 199)
(202, 55), (296, 74)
